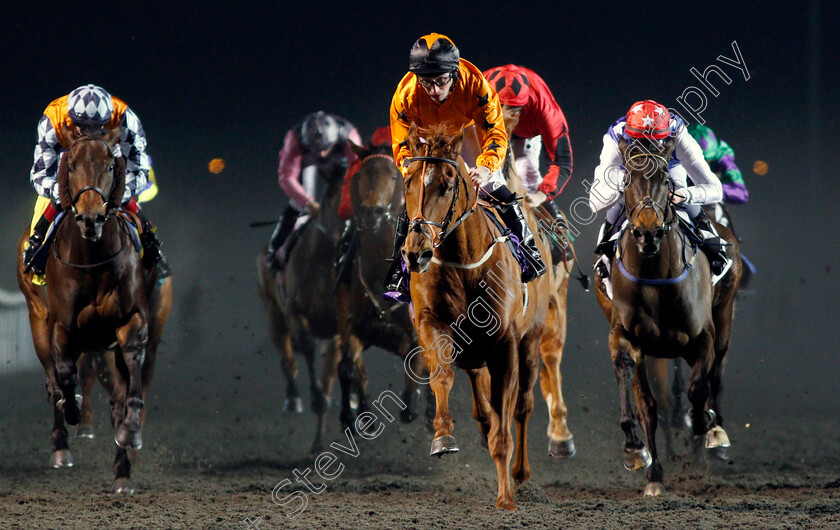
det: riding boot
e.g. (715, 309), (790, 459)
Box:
(692, 209), (730, 279)
(23, 211), (54, 275)
(493, 187), (546, 283)
(541, 200), (570, 236)
(334, 218), (357, 286)
(383, 207), (410, 302)
(593, 220), (616, 279)
(134, 208), (170, 277)
(267, 205), (300, 273)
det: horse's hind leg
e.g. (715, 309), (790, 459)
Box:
(467, 368), (492, 448)
(610, 329), (650, 472)
(540, 290), (575, 458)
(337, 334), (363, 432)
(309, 337), (335, 454)
(512, 336), (539, 489)
(77, 353), (97, 439)
(634, 359), (664, 496)
(486, 344), (518, 510)
(686, 327), (722, 452)
(400, 338), (422, 424)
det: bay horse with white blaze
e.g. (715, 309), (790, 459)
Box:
(16, 128), (172, 493)
(594, 136), (741, 495)
(401, 123), (567, 509)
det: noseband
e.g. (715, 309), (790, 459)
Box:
(67, 137), (119, 219)
(403, 147), (478, 247)
(624, 152), (674, 233)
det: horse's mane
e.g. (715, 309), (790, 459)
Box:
(420, 122), (462, 159)
(56, 136), (126, 210)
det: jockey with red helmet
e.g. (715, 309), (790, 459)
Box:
(23, 84), (170, 282)
(385, 34), (547, 302)
(589, 100), (731, 288)
(482, 65), (573, 227)
(266, 111), (362, 272)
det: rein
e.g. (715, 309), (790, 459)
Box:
(403, 146), (479, 248)
(52, 214), (133, 270)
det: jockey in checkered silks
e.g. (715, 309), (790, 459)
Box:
(23, 84), (170, 282)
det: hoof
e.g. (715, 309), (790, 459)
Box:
(76, 425), (95, 439)
(111, 477), (137, 494)
(624, 446), (652, 471)
(710, 446), (730, 461)
(705, 425), (731, 449)
(644, 482), (664, 496)
(50, 449), (74, 468)
(430, 435), (459, 457)
(115, 425), (143, 450)
(548, 436), (576, 458)
(496, 497), (517, 511)
(283, 397), (304, 414)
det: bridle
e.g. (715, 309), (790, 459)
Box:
(623, 151), (675, 234)
(67, 136), (119, 220)
(403, 145), (479, 248)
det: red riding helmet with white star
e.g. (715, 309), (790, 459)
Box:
(625, 100), (671, 139)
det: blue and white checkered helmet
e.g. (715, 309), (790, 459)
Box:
(67, 84), (114, 125)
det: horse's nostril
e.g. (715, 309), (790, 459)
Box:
(655, 228), (664, 239)
(419, 249), (433, 263)
(95, 214), (106, 224)
(75, 214), (84, 223)
(632, 228), (642, 239)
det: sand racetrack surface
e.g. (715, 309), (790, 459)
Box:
(2, 335), (839, 529)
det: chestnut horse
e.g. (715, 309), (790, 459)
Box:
(594, 136), (741, 495)
(400, 123), (563, 509)
(16, 129), (172, 493)
(335, 143), (428, 430)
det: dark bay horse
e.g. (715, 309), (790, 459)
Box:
(256, 165), (345, 453)
(400, 123), (563, 509)
(16, 129), (172, 493)
(335, 143), (426, 430)
(594, 136), (741, 495)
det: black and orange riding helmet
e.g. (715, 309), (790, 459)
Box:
(409, 33), (460, 76)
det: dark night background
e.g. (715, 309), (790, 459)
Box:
(1, 0), (838, 486)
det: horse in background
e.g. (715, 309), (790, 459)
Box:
(16, 128), (172, 493)
(256, 165), (346, 453)
(334, 142), (429, 432)
(594, 136), (741, 495)
(400, 122), (566, 509)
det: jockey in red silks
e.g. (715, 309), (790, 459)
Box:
(482, 65), (573, 229)
(267, 111), (362, 271)
(333, 126), (395, 277)
(23, 84), (170, 283)
(589, 100), (732, 288)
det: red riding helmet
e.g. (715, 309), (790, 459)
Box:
(625, 100), (671, 139)
(483, 65), (530, 106)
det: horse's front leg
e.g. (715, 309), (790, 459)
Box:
(52, 322), (81, 426)
(610, 328), (650, 471)
(540, 295), (575, 458)
(77, 352), (97, 439)
(634, 358), (664, 496)
(686, 326), (729, 450)
(512, 334), (540, 489)
(418, 322), (458, 457)
(114, 312), (147, 451)
(466, 367), (492, 447)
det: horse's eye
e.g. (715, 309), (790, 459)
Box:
(108, 163), (115, 172)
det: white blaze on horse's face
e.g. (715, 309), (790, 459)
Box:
(424, 165), (435, 187)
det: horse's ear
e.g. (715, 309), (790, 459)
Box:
(406, 122), (423, 155)
(108, 157), (126, 208)
(617, 137), (629, 160)
(662, 137), (676, 160)
(455, 155), (470, 181)
(449, 125), (465, 157)
(56, 153), (73, 208)
(348, 139), (368, 159)
(104, 125), (122, 147)
(62, 123), (80, 145)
